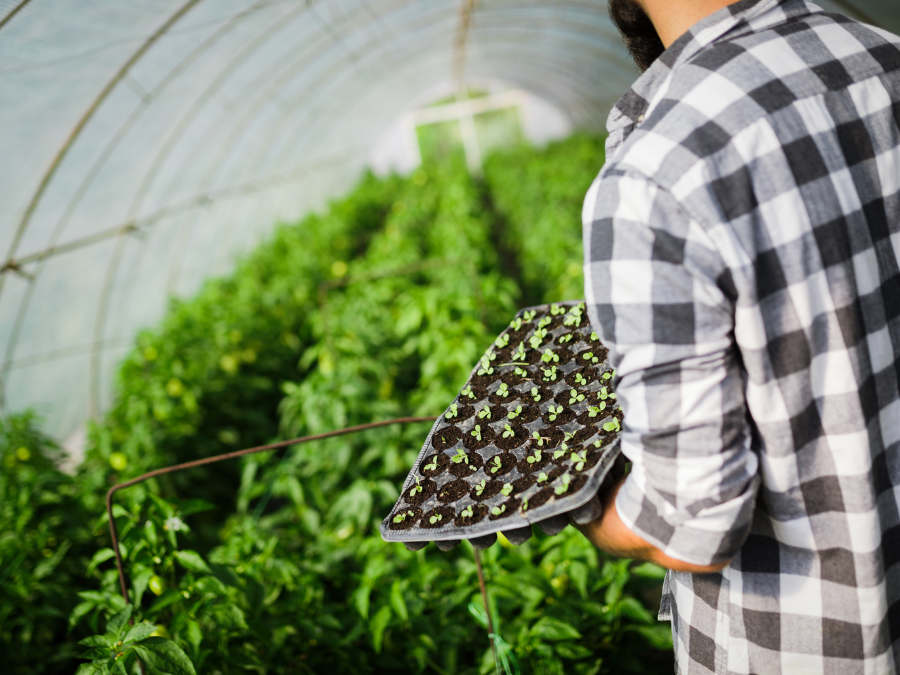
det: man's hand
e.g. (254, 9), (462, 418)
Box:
(573, 475), (730, 574)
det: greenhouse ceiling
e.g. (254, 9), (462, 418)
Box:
(0, 0), (895, 441)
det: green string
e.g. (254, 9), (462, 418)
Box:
(468, 602), (521, 675)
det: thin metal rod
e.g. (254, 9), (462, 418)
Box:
(474, 548), (500, 675)
(106, 415), (436, 604)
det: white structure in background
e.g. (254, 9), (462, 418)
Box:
(370, 87), (571, 176)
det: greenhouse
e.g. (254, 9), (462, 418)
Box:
(2, 0), (899, 673)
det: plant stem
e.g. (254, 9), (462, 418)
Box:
(474, 548), (501, 675)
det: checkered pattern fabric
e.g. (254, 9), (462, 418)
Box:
(583, 0), (900, 672)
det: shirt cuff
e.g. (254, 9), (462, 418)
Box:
(615, 463), (760, 567)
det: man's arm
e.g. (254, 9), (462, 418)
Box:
(574, 476), (730, 574)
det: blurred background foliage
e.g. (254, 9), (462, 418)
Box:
(1, 134), (675, 674)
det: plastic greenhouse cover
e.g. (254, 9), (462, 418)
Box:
(0, 0), (892, 440)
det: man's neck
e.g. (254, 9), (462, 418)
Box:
(641, 0), (739, 47)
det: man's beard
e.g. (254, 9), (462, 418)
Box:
(608, 0), (666, 73)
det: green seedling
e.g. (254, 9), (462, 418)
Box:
(541, 348), (559, 364)
(530, 387), (541, 402)
(574, 372), (587, 386)
(548, 405), (564, 421)
(502, 424), (515, 438)
(532, 431), (544, 447)
(451, 448), (468, 464)
(571, 450), (587, 471)
(603, 418), (621, 433)
(501, 483), (513, 496)
(523, 310), (536, 322)
(497, 382), (509, 398)
(591, 331), (599, 341)
(564, 305), (584, 327)
(554, 474), (572, 495)
(514, 366), (528, 377)
(424, 456), (439, 471)
(508, 405), (522, 420)
(510, 317), (523, 331)
(478, 406), (491, 420)
(583, 351), (599, 365)
(429, 514), (443, 525)
(537, 472), (549, 483)
(489, 456), (503, 474)
(522, 497), (529, 511)
(393, 509), (415, 524)
(475, 479), (487, 496)
(477, 355), (494, 376)
(461, 505), (474, 518)
(553, 448), (566, 460)
(444, 403), (459, 419)
(542, 365), (558, 382)
(526, 448), (542, 464)
(409, 476), (423, 497)
(551, 304), (565, 316)
(588, 405), (603, 418)
(511, 342), (526, 361)
(559, 333), (573, 343)
(461, 385), (476, 399)
(495, 333), (510, 349)
(602, 369), (615, 380)
(538, 316), (552, 329)
(471, 425), (482, 441)
(569, 388), (585, 405)
(529, 328), (548, 349)
(491, 504), (507, 516)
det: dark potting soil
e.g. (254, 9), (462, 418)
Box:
(564, 368), (599, 389)
(542, 408), (577, 425)
(388, 506), (422, 530)
(470, 478), (504, 502)
(576, 409), (610, 426)
(500, 370), (529, 388)
(484, 452), (517, 478)
(526, 487), (555, 511)
(516, 451), (552, 474)
(447, 450), (483, 478)
(404, 478), (437, 507)
(571, 451), (602, 473)
(572, 423), (600, 444)
(510, 474), (536, 495)
(489, 497), (521, 521)
(475, 403), (507, 420)
(533, 427), (564, 449)
(437, 479), (470, 503)
(554, 474), (588, 500)
(554, 388), (588, 406)
(494, 425), (528, 450)
(489, 390), (519, 405)
(443, 404), (475, 423)
(454, 503), (489, 527)
(506, 403), (541, 424)
(421, 505), (455, 529)
(463, 424), (497, 450)
(420, 452), (450, 478)
(432, 425), (462, 451)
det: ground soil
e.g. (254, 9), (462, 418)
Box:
(404, 478), (437, 507)
(447, 450), (483, 478)
(437, 479), (470, 503)
(420, 453), (450, 478)
(388, 506), (422, 530)
(432, 426), (462, 451)
(420, 505), (456, 529)
(484, 452), (517, 478)
(495, 424), (528, 450)
(462, 424), (497, 450)
(470, 479), (505, 502)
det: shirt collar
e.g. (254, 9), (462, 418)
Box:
(605, 0), (823, 157)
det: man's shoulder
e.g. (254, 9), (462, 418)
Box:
(609, 11), (900, 198)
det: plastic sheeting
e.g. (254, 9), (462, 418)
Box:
(0, 0), (895, 440)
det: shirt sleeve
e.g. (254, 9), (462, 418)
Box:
(583, 168), (760, 567)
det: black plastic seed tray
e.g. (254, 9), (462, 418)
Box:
(381, 301), (622, 550)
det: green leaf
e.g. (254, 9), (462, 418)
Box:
(555, 642), (593, 660)
(619, 597), (655, 625)
(627, 624), (674, 651)
(389, 579), (409, 622)
(87, 548), (117, 576)
(173, 550), (210, 573)
(132, 637), (197, 675)
(75, 664), (102, 675)
(631, 562), (667, 580)
(78, 635), (111, 648)
(370, 605), (392, 654)
(123, 622), (158, 644)
(530, 617), (581, 641)
(106, 606), (132, 637)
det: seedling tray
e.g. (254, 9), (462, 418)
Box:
(381, 301), (622, 547)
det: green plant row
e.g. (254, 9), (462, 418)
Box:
(2, 136), (674, 674)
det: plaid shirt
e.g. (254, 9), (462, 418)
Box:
(583, 0), (900, 672)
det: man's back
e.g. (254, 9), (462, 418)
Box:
(584, 0), (900, 671)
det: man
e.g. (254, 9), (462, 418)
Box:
(578, 0), (900, 672)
